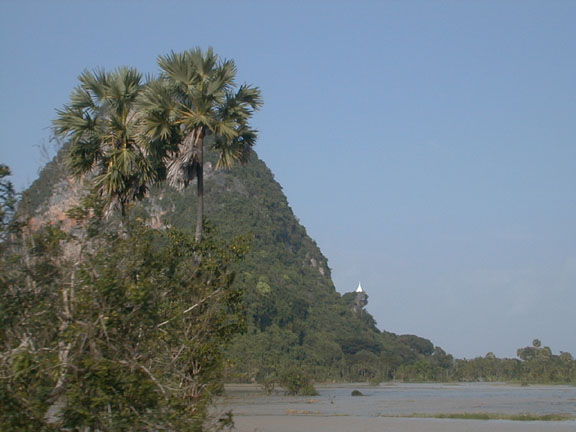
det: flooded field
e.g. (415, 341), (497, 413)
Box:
(217, 382), (576, 432)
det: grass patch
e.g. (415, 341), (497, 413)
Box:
(284, 409), (323, 416)
(387, 412), (575, 421)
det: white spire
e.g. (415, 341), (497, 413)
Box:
(355, 282), (364, 293)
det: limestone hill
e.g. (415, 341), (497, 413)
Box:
(19, 147), (452, 383)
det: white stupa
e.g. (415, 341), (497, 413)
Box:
(355, 282), (364, 293)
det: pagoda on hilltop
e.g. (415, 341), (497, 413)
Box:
(352, 282), (368, 315)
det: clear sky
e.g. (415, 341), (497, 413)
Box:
(1, 0), (575, 359)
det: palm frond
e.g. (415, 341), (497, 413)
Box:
(214, 59), (237, 90)
(213, 126), (257, 169)
(79, 68), (109, 102)
(54, 65), (152, 216)
(137, 79), (178, 140)
(68, 86), (96, 111)
(211, 119), (237, 141)
(158, 51), (192, 85)
(235, 84), (263, 110)
(53, 107), (91, 138)
(67, 135), (102, 176)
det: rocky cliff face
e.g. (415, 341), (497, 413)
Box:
(19, 146), (334, 300)
(352, 290), (369, 315)
(19, 150), (84, 232)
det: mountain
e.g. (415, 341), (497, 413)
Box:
(18, 147), (452, 384)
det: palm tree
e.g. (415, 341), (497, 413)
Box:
(53, 67), (156, 218)
(138, 47), (262, 241)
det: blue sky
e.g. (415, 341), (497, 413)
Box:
(1, 0), (575, 359)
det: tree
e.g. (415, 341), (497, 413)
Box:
(53, 67), (157, 217)
(138, 47), (262, 241)
(517, 346), (538, 362)
(0, 164), (18, 243)
(0, 208), (248, 430)
(278, 366), (318, 396)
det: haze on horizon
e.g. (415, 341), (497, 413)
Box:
(1, 1), (575, 359)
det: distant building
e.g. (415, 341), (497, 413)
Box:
(352, 282), (368, 315)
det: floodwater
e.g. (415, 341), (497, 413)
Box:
(216, 382), (576, 432)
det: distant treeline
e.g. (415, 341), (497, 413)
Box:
(224, 263), (575, 387)
(448, 340), (575, 384)
(227, 327), (575, 387)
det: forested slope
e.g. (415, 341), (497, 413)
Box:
(19, 147), (451, 385)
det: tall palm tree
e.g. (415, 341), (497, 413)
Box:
(138, 47), (262, 242)
(53, 67), (156, 218)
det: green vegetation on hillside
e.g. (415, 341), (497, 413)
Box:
(0, 165), (17, 238)
(15, 140), (576, 391)
(134, 152), (461, 386)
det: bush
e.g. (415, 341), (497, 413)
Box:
(278, 367), (318, 396)
(0, 216), (247, 430)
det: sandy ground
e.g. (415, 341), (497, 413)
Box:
(232, 415), (576, 432)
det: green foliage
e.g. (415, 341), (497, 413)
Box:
(278, 367), (318, 396)
(20, 144), (455, 386)
(137, 47), (262, 241)
(397, 335), (434, 356)
(53, 68), (157, 217)
(0, 205), (246, 430)
(452, 341), (576, 384)
(0, 164), (20, 244)
(23, 94), (576, 398)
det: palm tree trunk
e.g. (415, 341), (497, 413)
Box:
(195, 163), (203, 242)
(194, 128), (205, 242)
